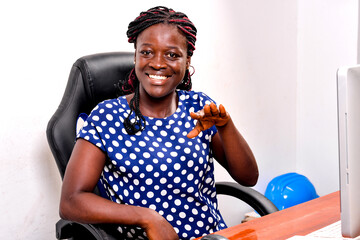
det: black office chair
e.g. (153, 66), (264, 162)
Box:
(46, 52), (278, 239)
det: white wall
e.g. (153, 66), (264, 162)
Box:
(296, 0), (358, 196)
(0, 0), (358, 238)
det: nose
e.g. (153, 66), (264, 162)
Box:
(149, 54), (166, 70)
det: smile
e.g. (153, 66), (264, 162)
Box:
(148, 74), (169, 80)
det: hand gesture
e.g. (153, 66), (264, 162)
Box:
(187, 102), (230, 139)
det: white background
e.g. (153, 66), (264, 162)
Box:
(0, 0), (358, 238)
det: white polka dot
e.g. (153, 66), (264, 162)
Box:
(106, 114), (113, 121)
(173, 177), (181, 184)
(109, 127), (116, 134)
(125, 140), (132, 147)
(174, 199), (181, 206)
(160, 178), (167, 184)
(170, 152), (178, 157)
(115, 153), (123, 160)
(147, 191), (154, 198)
(184, 224), (191, 231)
(166, 214), (173, 221)
(143, 152), (150, 158)
(112, 140), (119, 147)
(174, 163), (181, 170)
(92, 115), (99, 121)
(134, 192), (140, 199)
(161, 189), (167, 196)
(133, 179), (139, 185)
(145, 178), (153, 185)
(187, 160), (194, 168)
(146, 165), (153, 172)
(179, 212), (186, 218)
(157, 152), (164, 158)
(184, 148), (191, 154)
(160, 164), (167, 171)
(139, 141), (146, 147)
(130, 153), (136, 160)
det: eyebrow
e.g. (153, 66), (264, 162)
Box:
(139, 43), (182, 50)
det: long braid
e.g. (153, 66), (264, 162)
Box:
(120, 6), (197, 135)
(124, 84), (146, 135)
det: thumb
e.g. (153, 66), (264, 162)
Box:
(187, 127), (201, 139)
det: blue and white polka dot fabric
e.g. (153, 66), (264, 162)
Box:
(78, 90), (227, 239)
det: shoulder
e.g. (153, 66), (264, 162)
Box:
(86, 97), (128, 124)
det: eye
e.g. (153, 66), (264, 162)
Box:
(166, 52), (179, 59)
(140, 50), (152, 56)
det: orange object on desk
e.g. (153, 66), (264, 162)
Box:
(195, 191), (340, 240)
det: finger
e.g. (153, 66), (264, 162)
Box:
(187, 127), (201, 139)
(204, 104), (212, 117)
(219, 104), (227, 118)
(210, 102), (219, 116)
(189, 111), (201, 120)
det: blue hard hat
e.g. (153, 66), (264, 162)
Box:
(264, 172), (319, 210)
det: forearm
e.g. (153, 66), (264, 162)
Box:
(215, 118), (259, 186)
(60, 191), (154, 228)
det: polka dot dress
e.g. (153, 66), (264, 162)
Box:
(78, 90), (227, 239)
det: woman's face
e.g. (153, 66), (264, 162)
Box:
(135, 23), (191, 99)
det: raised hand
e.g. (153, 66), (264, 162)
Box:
(187, 102), (230, 139)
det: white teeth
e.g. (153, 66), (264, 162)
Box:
(149, 75), (167, 80)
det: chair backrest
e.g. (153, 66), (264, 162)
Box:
(47, 52), (134, 178)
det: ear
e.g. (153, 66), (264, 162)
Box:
(186, 56), (191, 69)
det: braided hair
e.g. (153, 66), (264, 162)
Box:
(119, 6), (197, 135)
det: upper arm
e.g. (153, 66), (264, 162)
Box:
(61, 139), (106, 197)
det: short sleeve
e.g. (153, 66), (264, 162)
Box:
(77, 109), (106, 152)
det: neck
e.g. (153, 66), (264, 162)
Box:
(127, 89), (178, 119)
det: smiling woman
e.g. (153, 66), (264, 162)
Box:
(59, 6), (259, 240)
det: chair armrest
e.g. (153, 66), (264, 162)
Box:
(56, 219), (104, 239)
(56, 219), (121, 240)
(215, 181), (278, 216)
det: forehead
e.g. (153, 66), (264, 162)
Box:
(136, 23), (187, 50)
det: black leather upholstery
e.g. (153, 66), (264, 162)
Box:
(47, 52), (134, 178)
(47, 52), (277, 239)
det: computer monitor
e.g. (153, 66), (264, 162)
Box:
(337, 65), (360, 238)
